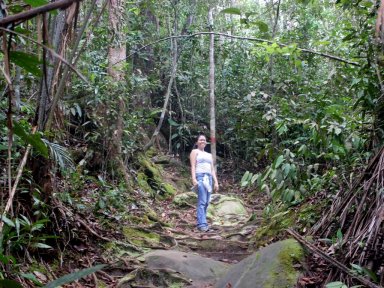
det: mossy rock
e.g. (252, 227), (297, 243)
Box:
(102, 241), (144, 259)
(252, 210), (295, 247)
(208, 194), (249, 226)
(123, 226), (175, 249)
(215, 239), (304, 288)
(173, 192), (197, 207)
(136, 153), (177, 199)
(143, 250), (230, 287)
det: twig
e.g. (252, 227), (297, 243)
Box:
(117, 32), (360, 66)
(77, 218), (110, 242)
(287, 229), (382, 288)
(87, 258), (98, 287)
(97, 269), (114, 282)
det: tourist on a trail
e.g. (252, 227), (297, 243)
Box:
(190, 134), (219, 232)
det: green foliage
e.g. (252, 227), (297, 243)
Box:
(23, 0), (49, 8)
(0, 280), (23, 288)
(42, 140), (74, 171)
(42, 264), (106, 288)
(0, 214), (54, 253)
(9, 51), (42, 77)
(13, 122), (48, 158)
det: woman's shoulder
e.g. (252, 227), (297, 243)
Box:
(190, 149), (199, 155)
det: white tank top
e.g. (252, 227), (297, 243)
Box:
(195, 151), (212, 174)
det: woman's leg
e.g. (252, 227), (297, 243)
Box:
(196, 174), (208, 229)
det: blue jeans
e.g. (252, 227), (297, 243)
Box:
(196, 173), (212, 229)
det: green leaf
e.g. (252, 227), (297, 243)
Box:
(0, 279), (23, 288)
(20, 273), (42, 286)
(336, 228), (343, 242)
(9, 51), (42, 77)
(274, 155), (284, 169)
(325, 282), (347, 288)
(13, 122), (48, 157)
(168, 119), (180, 126)
(31, 243), (53, 249)
(253, 21), (268, 32)
(24, 0), (49, 7)
(220, 7), (241, 15)
(43, 264), (106, 288)
(1, 215), (15, 227)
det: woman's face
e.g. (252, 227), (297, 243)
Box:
(197, 136), (207, 149)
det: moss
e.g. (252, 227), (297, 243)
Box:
(297, 199), (327, 229)
(122, 214), (152, 225)
(161, 183), (176, 196)
(137, 172), (152, 193)
(103, 240), (143, 259)
(264, 239), (304, 288)
(253, 211), (295, 247)
(137, 153), (177, 199)
(123, 227), (161, 246)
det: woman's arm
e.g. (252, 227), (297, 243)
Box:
(190, 149), (198, 186)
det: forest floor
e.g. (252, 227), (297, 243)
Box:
(50, 157), (271, 287)
(22, 156), (328, 287)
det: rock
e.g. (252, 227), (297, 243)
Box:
(215, 239), (304, 288)
(173, 192), (197, 207)
(208, 194), (249, 226)
(144, 250), (229, 286)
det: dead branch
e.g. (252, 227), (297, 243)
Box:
(287, 229), (381, 288)
(77, 218), (110, 242)
(0, 0), (83, 27)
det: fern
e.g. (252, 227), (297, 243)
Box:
(42, 139), (75, 171)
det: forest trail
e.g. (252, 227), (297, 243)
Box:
(106, 158), (272, 287)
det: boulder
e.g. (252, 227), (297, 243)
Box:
(208, 194), (249, 226)
(215, 239), (304, 288)
(173, 191), (197, 207)
(144, 250), (229, 286)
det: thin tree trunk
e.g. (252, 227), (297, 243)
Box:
(208, 8), (217, 171)
(37, 11), (66, 130)
(46, 1), (95, 130)
(268, 0), (280, 93)
(143, 37), (178, 152)
(107, 0), (130, 185)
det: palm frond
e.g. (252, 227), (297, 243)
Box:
(42, 139), (75, 171)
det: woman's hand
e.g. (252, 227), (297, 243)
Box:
(214, 183), (219, 191)
(192, 178), (198, 186)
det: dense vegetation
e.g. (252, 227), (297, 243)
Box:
(0, 0), (383, 287)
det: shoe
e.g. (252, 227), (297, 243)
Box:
(198, 226), (209, 232)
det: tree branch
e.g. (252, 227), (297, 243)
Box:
(0, 27), (88, 83)
(117, 31), (360, 67)
(0, 0), (82, 27)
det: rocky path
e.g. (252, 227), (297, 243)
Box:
(98, 158), (303, 288)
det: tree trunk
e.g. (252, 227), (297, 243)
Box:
(107, 0), (130, 185)
(36, 11), (66, 130)
(208, 8), (217, 171)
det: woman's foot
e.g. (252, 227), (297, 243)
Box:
(197, 226), (209, 232)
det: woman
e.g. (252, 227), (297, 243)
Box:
(190, 134), (219, 232)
